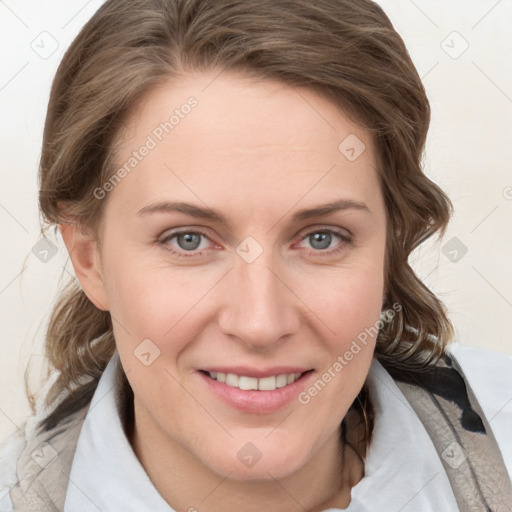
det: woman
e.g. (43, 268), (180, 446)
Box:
(1, 0), (511, 510)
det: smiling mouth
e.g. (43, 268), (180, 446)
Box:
(200, 370), (313, 391)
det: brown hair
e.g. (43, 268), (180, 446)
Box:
(35, 0), (453, 457)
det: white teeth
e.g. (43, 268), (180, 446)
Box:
(276, 374), (287, 388)
(225, 373), (239, 387)
(258, 376), (276, 391)
(208, 371), (303, 391)
(238, 376), (259, 391)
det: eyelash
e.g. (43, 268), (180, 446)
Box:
(159, 227), (353, 259)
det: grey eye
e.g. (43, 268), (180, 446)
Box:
(175, 233), (203, 251)
(309, 232), (333, 250)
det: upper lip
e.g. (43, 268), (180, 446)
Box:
(200, 366), (313, 378)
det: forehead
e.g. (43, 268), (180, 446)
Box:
(108, 70), (381, 218)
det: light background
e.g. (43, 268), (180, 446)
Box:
(1, 0), (511, 442)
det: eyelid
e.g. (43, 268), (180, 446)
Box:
(159, 227), (218, 249)
(294, 224), (353, 243)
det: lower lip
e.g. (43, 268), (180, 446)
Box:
(198, 371), (314, 414)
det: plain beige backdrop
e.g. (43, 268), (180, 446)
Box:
(1, 0), (511, 442)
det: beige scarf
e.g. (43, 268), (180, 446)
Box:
(9, 353), (512, 511)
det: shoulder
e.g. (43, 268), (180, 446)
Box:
(448, 343), (512, 402)
(0, 430), (26, 512)
(449, 341), (512, 367)
(448, 343), (512, 476)
(0, 368), (73, 511)
(0, 403), (49, 512)
(0, 405), (89, 512)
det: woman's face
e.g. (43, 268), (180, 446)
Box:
(90, 70), (387, 480)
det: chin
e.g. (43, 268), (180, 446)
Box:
(198, 438), (310, 481)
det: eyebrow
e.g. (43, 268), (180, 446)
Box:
(136, 199), (370, 225)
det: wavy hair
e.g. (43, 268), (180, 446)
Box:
(33, 0), (454, 458)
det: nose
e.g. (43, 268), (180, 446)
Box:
(217, 249), (300, 350)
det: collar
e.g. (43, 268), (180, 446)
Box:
(64, 354), (458, 511)
(340, 360), (457, 511)
(63, 353), (172, 511)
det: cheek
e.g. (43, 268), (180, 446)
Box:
(102, 247), (200, 337)
(299, 263), (384, 402)
(300, 262), (385, 341)
(296, 272), (383, 420)
(337, 275), (384, 334)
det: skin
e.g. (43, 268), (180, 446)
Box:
(61, 70), (388, 511)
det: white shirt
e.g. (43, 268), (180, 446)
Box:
(2, 344), (511, 511)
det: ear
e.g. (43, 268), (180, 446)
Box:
(59, 222), (109, 311)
